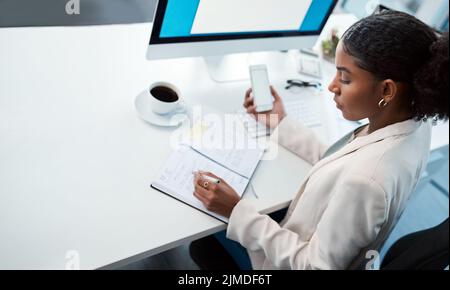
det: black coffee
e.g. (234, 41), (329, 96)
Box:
(150, 86), (178, 103)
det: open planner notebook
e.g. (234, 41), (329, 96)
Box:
(151, 117), (265, 223)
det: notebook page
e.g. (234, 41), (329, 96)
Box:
(152, 146), (248, 222)
(191, 147), (263, 179)
(189, 116), (265, 178)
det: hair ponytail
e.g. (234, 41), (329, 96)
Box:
(412, 32), (449, 121)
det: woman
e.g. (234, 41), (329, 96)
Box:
(191, 10), (449, 270)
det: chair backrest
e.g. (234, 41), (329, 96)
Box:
(381, 218), (449, 270)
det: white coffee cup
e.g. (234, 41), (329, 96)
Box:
(148, 82), (185, 115)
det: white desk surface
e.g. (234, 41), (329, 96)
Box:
(0, 15), (448, 270)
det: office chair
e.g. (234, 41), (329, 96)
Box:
(381, 218), (449, 270)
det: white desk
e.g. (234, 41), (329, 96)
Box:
(1, 17), (448, 270)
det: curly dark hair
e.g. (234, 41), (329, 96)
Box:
(342, 10), (449, 121)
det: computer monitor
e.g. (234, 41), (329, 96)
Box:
(147, 0), (338, 81)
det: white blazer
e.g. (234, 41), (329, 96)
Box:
(227, 117), (431, 270)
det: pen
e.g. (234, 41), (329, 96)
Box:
(192, 171), (221, 184)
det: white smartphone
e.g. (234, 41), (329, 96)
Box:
(249, 65), (273, 113)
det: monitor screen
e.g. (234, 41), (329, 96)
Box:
(150, 0), (338, 45)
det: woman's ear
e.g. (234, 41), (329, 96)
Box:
(380, 79), (398, 103)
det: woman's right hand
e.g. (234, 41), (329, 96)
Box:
(243, 86), (287, 129)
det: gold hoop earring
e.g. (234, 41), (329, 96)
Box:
(378, 99), (388, 108)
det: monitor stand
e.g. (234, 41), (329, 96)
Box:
(203, 53), (251, 83)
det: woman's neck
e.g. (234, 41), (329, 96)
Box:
(367, 109), (413, 134)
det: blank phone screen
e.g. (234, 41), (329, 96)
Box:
(251, 68), (273, 109)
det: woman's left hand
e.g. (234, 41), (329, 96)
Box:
(193, 171), (241, 218)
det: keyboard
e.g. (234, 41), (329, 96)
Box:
(238, 98), (323, 138)
(284, 98), (322, 128)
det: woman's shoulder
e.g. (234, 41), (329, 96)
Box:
(343, 125), (431, 201)
(350, 121), (431, 172)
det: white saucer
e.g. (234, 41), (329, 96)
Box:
(135, 90), (190, 127)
